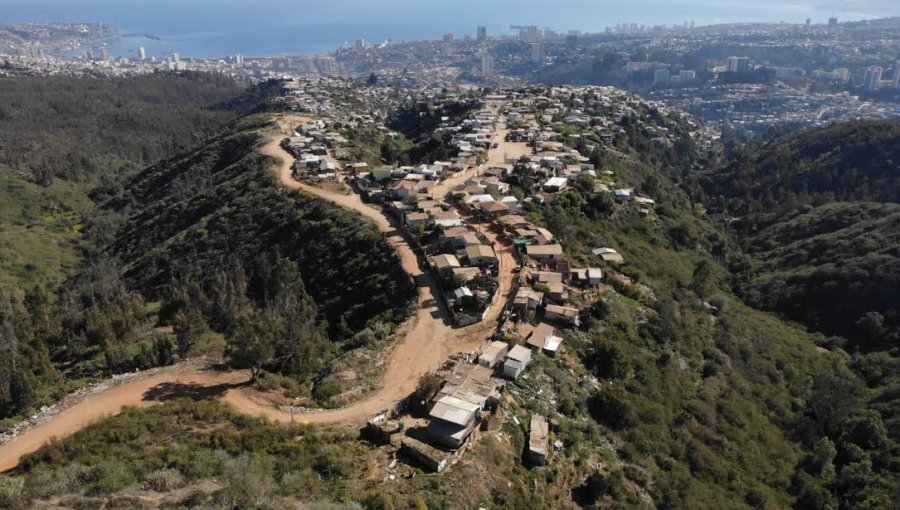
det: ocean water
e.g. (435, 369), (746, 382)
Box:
(0, 0), (897, 58)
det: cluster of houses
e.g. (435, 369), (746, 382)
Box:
(357, 162), (450, 203)
(366, 337), (554, 473)
(354, 104), (500, 204)
(347, 107), (512, 326)
(501, 111), (661, 214)
(284, 84), (664, 476)
(283, 118), (345, 178)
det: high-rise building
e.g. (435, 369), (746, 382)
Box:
(171, 52), (180, 63)
(138, 46), (146, 60)
(481, 54), (495, 75)
(863, 66), (883, 91)
(805, 18), (812, 27)
(678, 70), (696, 81)
(894, 61), (900, 89)
(443, 33), (454, 43)
(653, 68), (670, 86)
(99, 47), (110, 61)
(355, 39), (365, 50)
(476, 25), (487, 42)
(566, 34), (578, 50)
(828, 17), (838, 27)
(319, 57), (335, 73)
(530, 42), (546, 64)
(519, 25), (539, 42)
(726, 56), (751, 74)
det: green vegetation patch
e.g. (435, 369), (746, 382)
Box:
(6, 400), (366, 508)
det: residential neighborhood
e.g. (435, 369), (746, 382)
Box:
(271, 80), (672, 474)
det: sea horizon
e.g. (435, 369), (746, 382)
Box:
(1, 0), (898, 59)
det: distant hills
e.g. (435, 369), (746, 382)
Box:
(704, 120), (900, 215)
(703, 119), (900, 351)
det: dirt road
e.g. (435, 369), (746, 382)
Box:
(431, 102), (530, 200)
(0, 112), (518, 472)
(0, 365), (248, 472)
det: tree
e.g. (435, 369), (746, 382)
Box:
(855, 311), (885, 349)
(576, 172), (596, 194)
(227, 311), (276, 381)
(579, 295), (610, 331)
(691, 260), (715, 297)
(412, 371), (443, 414)
(840, 410), (888, 450)
(173, 306), (208, 356)
(584, 337), (630, 379)
(586, 191), (615, 220)
(806, 374), (864, 438)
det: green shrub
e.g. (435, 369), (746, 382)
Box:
(0, 477), (28, 510)
(142, 468), (185, 492)
(313, 381), (343, 405)
(179, 448), (224, 480)
(85, 460), (137, 495)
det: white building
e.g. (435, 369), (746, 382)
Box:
(503, 345), (532, 379)
(678, 70), (696, 81)
(519, 25), (539, 42)
(653, 68), (670, 86)
(530, 43), (546, 64)
(863, 66), (883, 91)
(479, 341), (509, 369)
(725, 56), (750, 74)
(481, 54), (495, 75)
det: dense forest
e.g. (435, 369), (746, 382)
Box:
(0, 72), (271, 295)
(697, 120), (900, 351)
(737, 202), (900, 352)
(0, 72), (261, 422)
(697, 120), (900, 508)
(703, 120), (900, 215)
(105, 118), (416, 343)
(0, 73), (263, 186)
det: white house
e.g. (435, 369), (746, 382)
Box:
(479, 341), (509, 368)
(543, 177), (568, 193)
(500, 196), (519, 213)
(503, 345), (532, 379)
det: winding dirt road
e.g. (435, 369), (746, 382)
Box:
(258, 117), (489, 424)
(0, 112), (517, 472)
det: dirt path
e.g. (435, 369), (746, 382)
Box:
(0, 112), (517, 472)
(431, 102), (530, 200)
(0, 364), (247, 473)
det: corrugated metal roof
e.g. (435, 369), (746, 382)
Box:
(429, 395), (479, 426)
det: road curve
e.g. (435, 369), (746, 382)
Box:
(0, 113), (515, 472)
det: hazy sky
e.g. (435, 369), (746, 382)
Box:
(1, 0), (898, 26)
(1, 0), (898, 58)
